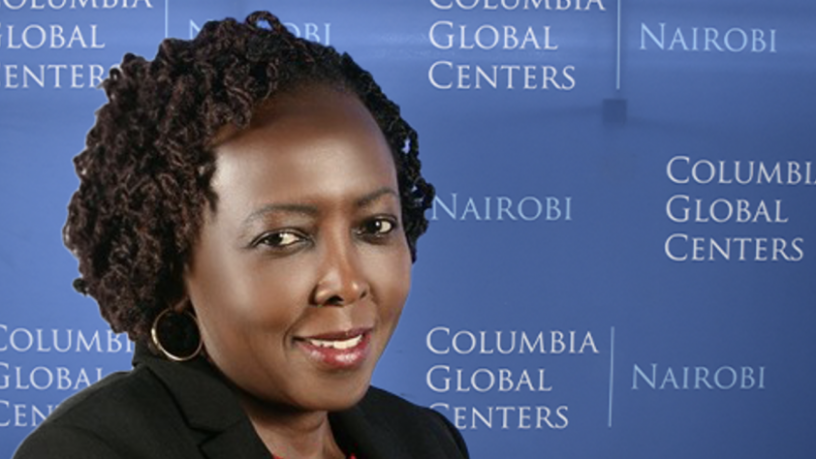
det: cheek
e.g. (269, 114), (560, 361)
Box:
(187, 241), (315, 342)
(371, 246), (413, 323)
(207, 258), (316, 328)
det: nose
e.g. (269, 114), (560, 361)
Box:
(311, 235), (369, 307)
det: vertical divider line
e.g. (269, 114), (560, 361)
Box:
(165, 0), (169, 38)
(616, 0), (622, 90)
(608, 326), (615, 427)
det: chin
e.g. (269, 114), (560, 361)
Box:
(289, 384), (369, 414)
(305, 342), (386, 412)
(316, 372), (373, 412)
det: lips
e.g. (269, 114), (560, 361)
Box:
(296, 329), (372, 370)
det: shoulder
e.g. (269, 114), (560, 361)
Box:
(353, 386), (470, 458)
(13, 365), (181, 459)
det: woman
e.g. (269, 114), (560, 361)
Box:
(15, 11), (468, 459)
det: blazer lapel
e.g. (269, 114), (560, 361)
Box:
(330, 405), (413, 459)
(134, 347), (273, 458)
(330, 387), (468, 459)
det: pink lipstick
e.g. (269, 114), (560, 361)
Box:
(297, 329), (371, 370)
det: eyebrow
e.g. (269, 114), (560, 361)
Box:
(242, 204), (317, 227)
(355, 186), (399, 208)
(241, 187), (399, 227)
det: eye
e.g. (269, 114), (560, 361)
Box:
(358, 217), (398, 238)
(255, 230), (305, 249)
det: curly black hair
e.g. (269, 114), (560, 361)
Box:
(63, 11), (435, 347)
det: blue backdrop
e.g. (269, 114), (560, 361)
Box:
(2, 0), (815, 457)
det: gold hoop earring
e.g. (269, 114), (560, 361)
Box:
(150, 308), (203, 362)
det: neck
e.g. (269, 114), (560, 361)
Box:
(239, 394), (345, 459)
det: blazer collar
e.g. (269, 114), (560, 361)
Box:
(133, 345), (272, 459)
(330, 405), (414, 459)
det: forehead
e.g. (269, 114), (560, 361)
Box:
(209, 86), (398, 212)
(213, 84), (375, 144)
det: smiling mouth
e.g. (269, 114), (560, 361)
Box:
(305, 334), (364, 350)
(296, 330), (372, 370)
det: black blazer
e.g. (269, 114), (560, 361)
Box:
(14, 346), (469, 459)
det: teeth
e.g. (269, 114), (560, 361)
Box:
(307, 334), (363, 350)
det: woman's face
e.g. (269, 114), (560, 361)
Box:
(184, 85), (412, 412)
